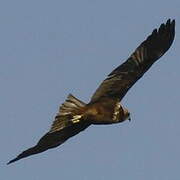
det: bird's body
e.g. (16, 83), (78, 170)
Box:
(83, 97), (130, 124)
(8, 19), (175, 164)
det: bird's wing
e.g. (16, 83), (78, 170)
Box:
(7, 121), (90, 164)
(90, 19), (175, 102)
(7, 94), (90, 164)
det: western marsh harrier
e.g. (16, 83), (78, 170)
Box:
(8, 19), (175, 164)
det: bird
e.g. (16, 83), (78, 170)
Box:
(7, 19), (175, 164)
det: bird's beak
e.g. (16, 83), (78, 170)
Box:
(128, 116), (131, 121)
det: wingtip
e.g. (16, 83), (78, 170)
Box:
(7, 161), (12, 165)
(166, 19), (171, 25)
(7, 158), (18, 165)
(166, 18), (175, 23)
(166, 18), (175, 27)
(172, 19), (175, 26)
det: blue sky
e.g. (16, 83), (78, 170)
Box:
(1, 0), (180, 179)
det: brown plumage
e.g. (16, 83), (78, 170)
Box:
(7, 19), (175, 164)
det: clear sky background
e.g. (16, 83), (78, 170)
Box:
(1, 0), (180, 179)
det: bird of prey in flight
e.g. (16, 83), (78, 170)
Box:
(8, 19), (175, 164)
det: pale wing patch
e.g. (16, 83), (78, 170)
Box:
(71, 115), (82, 124)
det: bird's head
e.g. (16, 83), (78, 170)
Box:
(122, 107), (131, 122)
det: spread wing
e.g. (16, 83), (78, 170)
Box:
(7, 94), (90, 164)
(7, 121), (90, 164)
(90, 19), (175, 102)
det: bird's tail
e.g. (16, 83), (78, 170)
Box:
(59, 94), (86, 116)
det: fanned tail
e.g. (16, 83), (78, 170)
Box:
(59, 94), (86, 116)
(49, 94), (87, 133)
